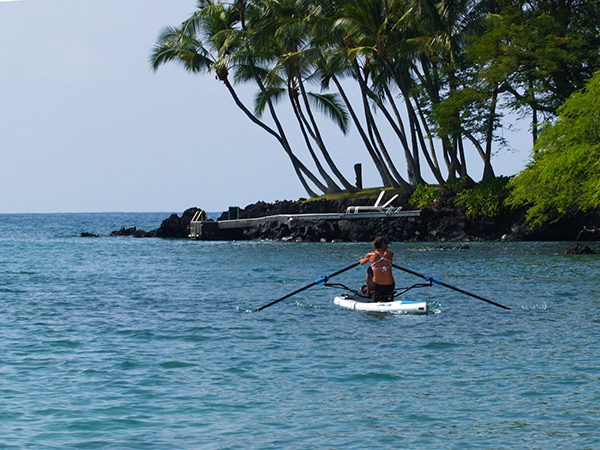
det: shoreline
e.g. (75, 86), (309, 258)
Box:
(108, 196), (600, 246)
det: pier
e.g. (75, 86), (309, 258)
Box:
(188, 208), (421, 240)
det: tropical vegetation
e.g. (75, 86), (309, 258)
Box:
(508, 70), (600, 226)
(150, 0), (600, 200)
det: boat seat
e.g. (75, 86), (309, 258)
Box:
(372, 291), (394, 302)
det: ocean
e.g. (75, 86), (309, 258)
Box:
(1, 212), (599, 449)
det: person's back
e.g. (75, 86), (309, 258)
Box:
(360, 236), (395, 297)
(369, 248), (394, 285)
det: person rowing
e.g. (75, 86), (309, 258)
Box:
(359, 236), (395, 300)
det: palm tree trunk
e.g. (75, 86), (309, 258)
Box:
(330, 74), (396, 188)
(236, 4), (326, 196)
(296, 78), (358, 192)
(288, 84), (341, 193)
(353, 61), (409, 188)
(413, 100), (445, 184)
(365, 83), (422, 186)
(379, 57), (429, 186)
(221, 77), (322, 197)
(482, 83), (498, 181)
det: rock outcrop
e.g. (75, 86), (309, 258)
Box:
(565, 244), (597, 254)
(109, 198), (600, 243)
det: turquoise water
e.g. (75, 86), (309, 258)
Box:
(1, 213), (599, 449)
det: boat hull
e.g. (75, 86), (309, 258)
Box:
(334, 294), (427, 314)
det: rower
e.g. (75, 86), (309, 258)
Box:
(359, 236), (395, 301)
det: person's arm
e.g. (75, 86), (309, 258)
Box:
(360, 252), (373, 265)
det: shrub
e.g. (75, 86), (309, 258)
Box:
(409, 183), (445, 208)
(454, 177), (511, 219)
(446, 177), (474, 194)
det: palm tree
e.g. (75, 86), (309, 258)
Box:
(332, 0), (434, 187)
(305, 1), (404, 188)
(150, 0), (330, 197)
(156, 0), (580, 194)
(247, 0), (358, 192)
(310, 2), (405, 188)
(411, 0), (502, 181)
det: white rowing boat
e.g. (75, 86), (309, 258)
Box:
(333, 293), (428, 314)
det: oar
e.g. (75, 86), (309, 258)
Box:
(392, 263), (511, 310)
(254, 262), (360, 312)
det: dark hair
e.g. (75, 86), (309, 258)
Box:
(372, 236), (388, 249)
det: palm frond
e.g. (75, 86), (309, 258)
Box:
(308, 92), (350, 134)
(254, 87), (287, 117)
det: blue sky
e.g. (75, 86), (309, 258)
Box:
(0, 0), (531, 214)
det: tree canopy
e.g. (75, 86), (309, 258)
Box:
(151, 0), (600, 198)
(508, 70), (600, 226)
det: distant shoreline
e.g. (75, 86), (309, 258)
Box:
(107, 197), (600, 244)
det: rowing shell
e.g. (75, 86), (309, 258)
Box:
(334, 293), (428, 314)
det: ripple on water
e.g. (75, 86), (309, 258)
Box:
(2, 224), (600, 448)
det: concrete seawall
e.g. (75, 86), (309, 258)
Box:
(189, 210), (422, 240)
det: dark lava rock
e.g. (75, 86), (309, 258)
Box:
(109, 207), (202, 239)
(565, 244), (596, 254)
(109, 196), (600, 242)
(109, 226), (155, 238)
(154, 207), (202, 238)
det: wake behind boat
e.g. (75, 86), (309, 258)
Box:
(333, 293), (428, 314)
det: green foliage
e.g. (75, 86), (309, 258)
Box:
(463, 3), (600, 119)
(508, 70), (600, 226)
(409, 178), (476, 208)
(454, 177), (511, 219)
(409, 184), (445, 208)
(445, 177), (472, 195)
(303, 187), (404, 204)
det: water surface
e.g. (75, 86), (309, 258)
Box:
(1, 213), (599, 448)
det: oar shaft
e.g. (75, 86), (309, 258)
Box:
(392, 263), (510, 310)
(254, 282), (317, 312)
(254, 262), (360, 312)
(436, 279), (510, 310)
(326, 262), (361, 279)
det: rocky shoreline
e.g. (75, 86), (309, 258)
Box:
(106, 196), (600, 251)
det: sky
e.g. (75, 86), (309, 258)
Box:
(0, 0), (532, 214)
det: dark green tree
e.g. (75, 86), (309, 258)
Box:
(466, 0), (600, 145)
